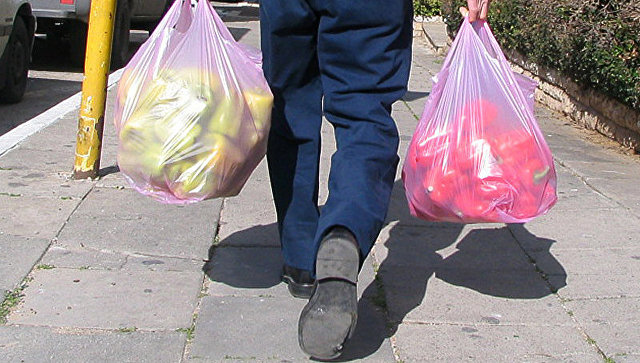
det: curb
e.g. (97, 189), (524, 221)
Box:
(0, 69), (124, 158)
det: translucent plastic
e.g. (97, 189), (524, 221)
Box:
(402, 19), (557, 223)
(113, 0), (272, 204)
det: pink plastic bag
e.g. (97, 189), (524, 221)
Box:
(402, 19), (557, 223)
(113, 0), (272, 204)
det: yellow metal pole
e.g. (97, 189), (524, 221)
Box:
(73, 0), (118, 179)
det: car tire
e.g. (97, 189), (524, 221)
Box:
(69, 0), (130, 70)
(0, 17), (30, 104)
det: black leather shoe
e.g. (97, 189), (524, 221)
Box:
(298, 227), (359, 360)
(281, 265), (315, 299)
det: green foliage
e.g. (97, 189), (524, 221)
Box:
(440, 0), (640, 111)
(414, 0), (442, 17)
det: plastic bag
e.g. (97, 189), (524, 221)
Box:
(113, 0), (272, 204)
(402, 18), (557, 223)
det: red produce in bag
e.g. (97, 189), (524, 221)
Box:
(402, 18), (557, 223)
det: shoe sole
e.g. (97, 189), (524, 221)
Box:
(298, 234), (359, 360)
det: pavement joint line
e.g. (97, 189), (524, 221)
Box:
(179, 203), (223, 361)
(553, 157), (640, 221)
(397, 320), (579, 328)
(557, 295), (640, 301)
(54, 244), (212, 263)
(214, 244), (281, 249)
(205, 293), (282, 299)
(1, 323), (190, 334)
(400, 100), (421, 121)
(384, 222), (467, 230)
(556, 300), (612, 362)
(180, 275), (209, 362)
(390, 334), (402, 363)
(398, 320), (576, 328)
(541, 246), (640, 251)
(0, 181), (95, 322)
(506, 224), (562, 293)
(0, 69), (124, 158)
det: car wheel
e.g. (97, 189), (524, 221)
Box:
(0, 17), (30, 104)
(111, 0), (131, 69)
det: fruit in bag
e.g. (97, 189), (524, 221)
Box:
(113, 0), (273, 204)
(402, 19), (557, 223)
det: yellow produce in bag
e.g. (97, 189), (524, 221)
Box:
(113, 0), (272, 204)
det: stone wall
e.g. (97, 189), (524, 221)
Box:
(505, 50), (640, 154)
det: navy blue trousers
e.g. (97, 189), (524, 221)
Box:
(260, 0), (413, 273)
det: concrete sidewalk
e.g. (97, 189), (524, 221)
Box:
(1, 8), (640, 363)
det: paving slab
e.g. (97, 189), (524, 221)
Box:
(420, 21), (450, 52)
(0, 195), (80, 239)
(513, 207), (640, 251)
(613, 354), (640, 362)
(0, 168), (93, 198)
(56, 187), (221, 259)
(0, 325), (186, 363)
(548, 273), (640, 300)
(17, 119), (77, 149)
(190, 294), (394, 362)
(39, 245), (128, 271)
(533, 247), (640, 298)
(393, 323), (600, 362)
(380, 264), (554, 323)
(562, 160), (640, 182)
(189, 295), (308, 361)
(0, 234), (50, 292)
(553, 165), (620, 211)
(0, 146), (76, 174)
(8, 269), (202, 330)
(379, 272), (568, 326)
(581, 176), (640, 214)
(564, 298), (640, 357)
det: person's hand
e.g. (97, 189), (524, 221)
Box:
(459, 0), (491, 22)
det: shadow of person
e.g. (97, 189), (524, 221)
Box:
(333, 180), (465, 361)
(202, 223), (283, 289)
(336, 179), (567, 361)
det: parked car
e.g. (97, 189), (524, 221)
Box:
(31, 0), (171, 68)
(0, 1), (36, 103)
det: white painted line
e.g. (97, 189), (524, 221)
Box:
(0, 68), (124, 157)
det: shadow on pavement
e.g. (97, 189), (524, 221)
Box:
(228, 27), (251, 42)
(199, 179), (567, 360)
(340, 180), (567, 360)
(215, 4), (260, 23)
(98, 165), (120, 178)
(403, 90), (430, 102)
(202, 223), (282, 289)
